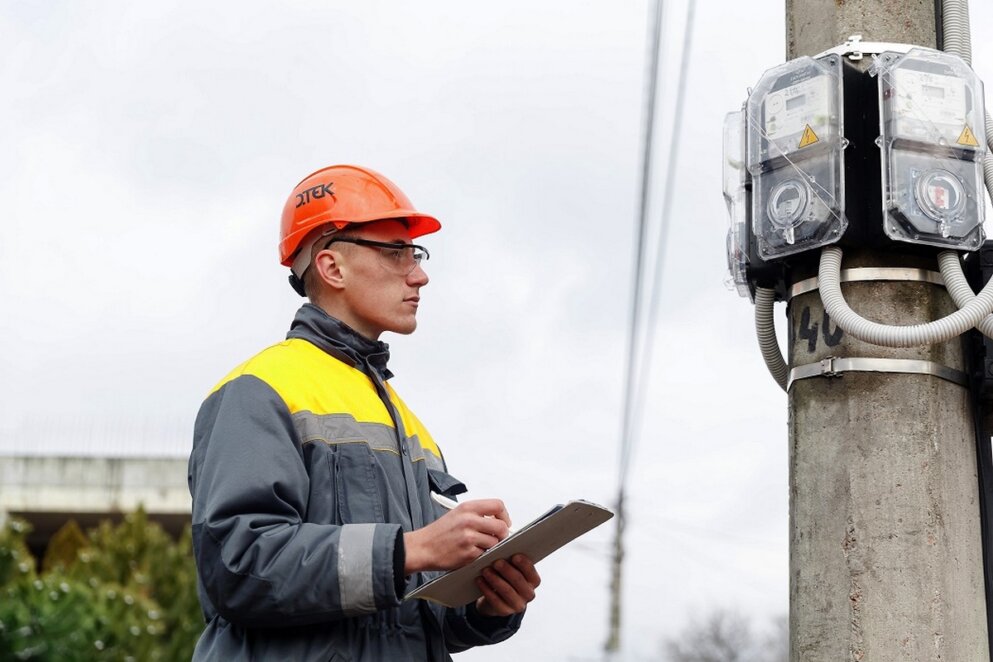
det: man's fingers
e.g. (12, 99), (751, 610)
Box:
(458, 498), (513, 528)
(489, 559), (536, 602)
(480, 566), (528, 612)
(474, 556), (540, 616)
(478, 571), (519, 613)
(447, 501), (510, 542)
(470, 512), (510, 541)
(510, 554), (541, 587)
(475, 577), (512, 616)
(467, 531), (501, 553)
(491, 503), (512, 528)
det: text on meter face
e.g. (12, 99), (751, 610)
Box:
(890, 68), (968, 142)
(763, 75), (832, 152)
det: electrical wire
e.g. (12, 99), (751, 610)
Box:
(607, 1), (697, 654)
(606, 0), (666, 654)
(624, 0), (698, 475)
(820, 245), (993, 346)
(616, 0), (666, 502)
(755, 287), (789, 390)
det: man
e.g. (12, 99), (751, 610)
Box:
(188, 165), (540, 660)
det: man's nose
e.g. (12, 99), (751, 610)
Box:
(407, 263), (429, 286)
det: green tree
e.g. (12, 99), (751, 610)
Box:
(0, 571), (164, 661)
(0, 510), (202, 661)
(0, 517), (35, 586)
(42, 519), (88, 573)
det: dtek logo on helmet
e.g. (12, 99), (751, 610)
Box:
(295, 183), (335, 207)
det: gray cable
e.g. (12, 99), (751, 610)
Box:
(755, 288), (788, 390)
(820, 246), (993, 346)
(941, 0), (972, 64)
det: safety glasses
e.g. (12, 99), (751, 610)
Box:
(322, 237), (430, 276)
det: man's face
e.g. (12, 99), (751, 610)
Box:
(329, 219), (430, 339)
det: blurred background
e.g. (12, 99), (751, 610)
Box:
(2, 1), (991, 659)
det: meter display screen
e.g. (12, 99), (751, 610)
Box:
(890, 67), (969, 144)
(758, 66), (836, 166)
(763, 76), (830, 147)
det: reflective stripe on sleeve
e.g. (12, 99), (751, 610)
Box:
(338, 523), (379, 615)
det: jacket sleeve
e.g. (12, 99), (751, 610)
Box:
(188, 374), (405, 628)
(443, 603), (525, 652)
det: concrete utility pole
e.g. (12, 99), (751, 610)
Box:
(785, 2), (990, 660)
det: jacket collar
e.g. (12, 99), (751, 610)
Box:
(286, 303), (394, 381)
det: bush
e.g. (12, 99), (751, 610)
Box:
(0, 510), (202, 661)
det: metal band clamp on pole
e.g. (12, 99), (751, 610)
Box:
(787, 356), (969, 390)
(788, 267), (945, 300)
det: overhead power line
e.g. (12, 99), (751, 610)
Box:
(627, 0), (697, 465)
(606, 0), (698, 656)
(605, 0), (665, 655)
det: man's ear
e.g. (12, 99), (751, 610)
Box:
(313, 249), (346, 291)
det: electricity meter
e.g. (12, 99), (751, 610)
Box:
(746, 55), (848, 260)
(873, 48), (986, 250)
(723, 110), (751, 298)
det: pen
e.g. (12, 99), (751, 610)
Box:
(430, 491), (461, 511)
(430, 492), (516, 535)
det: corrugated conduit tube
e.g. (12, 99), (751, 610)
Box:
(937, 251), (993, 337)
(942, 0), (973, 65)
(755, 287), (788, 391)
(820, 246), (993, 346)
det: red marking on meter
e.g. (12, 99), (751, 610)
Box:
(929, 183), (949, 210)
(916, 169), (965, 222)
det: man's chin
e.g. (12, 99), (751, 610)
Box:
(388, 319), (418, 335)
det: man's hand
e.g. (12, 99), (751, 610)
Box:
(474, 554), (541, 617)
(403, 499), (512, 574)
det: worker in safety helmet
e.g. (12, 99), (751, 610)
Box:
(188, 165), (540, 660)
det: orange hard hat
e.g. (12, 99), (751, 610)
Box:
(279, 164), (441, 267)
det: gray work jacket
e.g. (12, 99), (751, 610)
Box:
(188, 304), (522, 660)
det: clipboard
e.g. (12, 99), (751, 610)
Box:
(405, 499), (614, 607)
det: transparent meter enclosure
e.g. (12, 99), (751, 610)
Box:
(723, 110), (751, 298)
(746, 55), (847, 260)
(875, 48), (986, 250)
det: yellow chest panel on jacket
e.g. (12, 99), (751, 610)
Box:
(211, 338), (441, 460)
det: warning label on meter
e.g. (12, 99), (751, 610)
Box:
(958, 125), (980, 147)
(799, 124), (819, 148)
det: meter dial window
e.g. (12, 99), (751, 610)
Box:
(767, 179), (809, 228)
(914, 169), (966, 222)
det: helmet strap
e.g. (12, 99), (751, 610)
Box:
(288, 273), (307, 297)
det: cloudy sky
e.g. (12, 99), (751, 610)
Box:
(3, 1), (992, 660)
